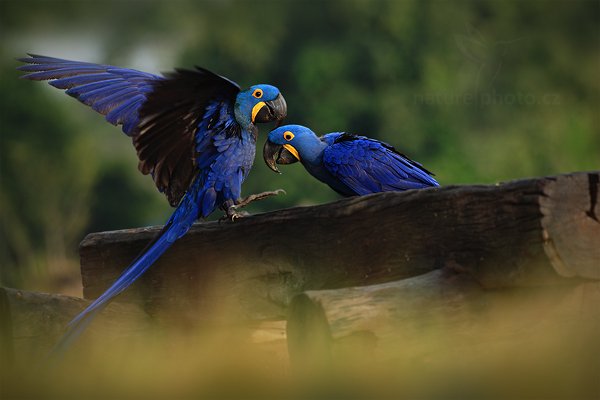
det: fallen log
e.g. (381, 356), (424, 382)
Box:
(286, 269), (600, 394)
(79, 171), (600, 322)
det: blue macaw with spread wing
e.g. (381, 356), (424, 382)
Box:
(263, 124), (439, 195)
(18, 54), (287, 351)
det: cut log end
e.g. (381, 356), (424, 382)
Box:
(540, 171), (600, 279)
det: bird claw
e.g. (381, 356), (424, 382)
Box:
(219, 207), (250, 222)
(229, 209), (250, 221)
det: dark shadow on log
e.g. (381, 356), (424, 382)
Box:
(286, 293), (332, 375)
(0, 288), (15, 366)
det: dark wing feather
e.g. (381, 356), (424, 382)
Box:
(134, 68), (240, 206)
(322, 133), (439, 195)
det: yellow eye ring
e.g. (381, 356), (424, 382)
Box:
(252, 89), (263, 99)
(283, 131), (295, 141)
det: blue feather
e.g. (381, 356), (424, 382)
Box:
(18, 55), (161, 136)
(49, 73), (117, 89)
(19, 65), (107, 80)
(67, 80), (125, 99)
(106, 95), (145, 126)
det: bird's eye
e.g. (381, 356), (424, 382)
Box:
(284, 131), (295, 141)
(252, 89), (263, 98)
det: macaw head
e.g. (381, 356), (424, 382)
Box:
(263, 124), (324, 173)
(234, 84), (287, 128)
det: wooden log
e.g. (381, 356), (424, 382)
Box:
(286, 269), (600, 394)
(0, 287), (151, 366)
(79, 171), (600, 322)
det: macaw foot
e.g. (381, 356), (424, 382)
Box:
(225, 208), (250, 221)
(219, 190), (285, 222)
(219, 203), (251, 222)
(235, 189), (286, 209)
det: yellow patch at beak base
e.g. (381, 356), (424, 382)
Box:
(283, 144), (301, 161)
(251, 101), (266, 122)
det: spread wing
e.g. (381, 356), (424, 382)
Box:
(18, 54), (241, 206)
(17, 54), (160, 135)
(134, 68), (240, 206)
(322, 133), (439, 195)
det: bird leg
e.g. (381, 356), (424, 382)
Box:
(234, 189), (286, 209)
(220, 189), (285, 222)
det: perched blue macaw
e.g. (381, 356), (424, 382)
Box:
(18, 54), (287, 351)
(263, 124), (439, 195)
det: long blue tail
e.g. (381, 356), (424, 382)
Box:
(50, 192), (200, 356)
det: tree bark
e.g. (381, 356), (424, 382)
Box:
(79, 171), (600, 323)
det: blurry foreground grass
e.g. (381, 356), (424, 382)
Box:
(2, 291), (598, 399)
(4, 329), (290, 399)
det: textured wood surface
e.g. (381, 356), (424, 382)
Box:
(540, 173), (600, 278)
(79, 171), (600, 323)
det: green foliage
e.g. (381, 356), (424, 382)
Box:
(85, 162), (171, 233)
(0, 54), (97, 286)
(1, 0), (598, 288)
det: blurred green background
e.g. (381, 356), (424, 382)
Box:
(1, 0), (598, 293)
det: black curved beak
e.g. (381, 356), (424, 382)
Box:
(254, 93), (287, 123)
(263, 139), (299, 174)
